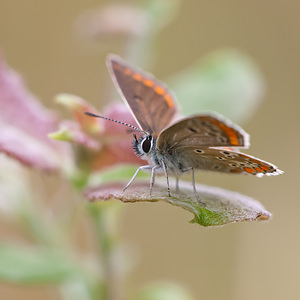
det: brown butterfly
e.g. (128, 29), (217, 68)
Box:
(86, 55), (283, 203)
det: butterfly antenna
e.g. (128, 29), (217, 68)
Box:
(85, 112), (144, 134)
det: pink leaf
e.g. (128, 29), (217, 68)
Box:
(85, 180), (271, 227)
(0, 55), (72, 171)
(52, 95), (144, 171)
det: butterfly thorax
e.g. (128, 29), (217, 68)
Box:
(132, 134), (185, 176)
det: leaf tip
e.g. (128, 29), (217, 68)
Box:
(256, 211), (272, 221)
(48, 129), (73, 141)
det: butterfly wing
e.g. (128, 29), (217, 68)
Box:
(157, 114), (250, 150)
(107, 54), (178, 135)
(168, 147), (283, 176)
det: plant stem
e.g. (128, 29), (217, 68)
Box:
(88, 202), (124, 300)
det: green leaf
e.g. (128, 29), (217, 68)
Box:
(48, 127), (74, 141)
(168, 49), (265, 124)
(142, 0), (180, 31)
(84, 180), (271, 227)
(60, 277), (106, 300)
(133, 281), (195, 300)
(0, 244), (80, 284)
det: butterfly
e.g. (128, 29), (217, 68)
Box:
(86, 54), (283, 203)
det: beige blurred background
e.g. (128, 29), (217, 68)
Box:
(0, 0), (299, 299)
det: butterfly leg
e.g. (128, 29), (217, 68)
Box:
(123, 165), (152, 192)
(181, 167), (206, 205)
(176, 177), (179, 193)
(149, 166), (160, 196)
(161, 159), (171, 197)
(191, 167), (206, 205)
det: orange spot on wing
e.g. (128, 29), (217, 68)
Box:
(231, 168), (242, 173)
(164, 94), (175, 108)
(254, 167), (264, 172)
(154, 86), (165, 95)
(210, 119), (240, 146)
(154, 86), (174, 108)
(143, 79), (155, 87)
(250, 158), (262, 164)
(112, 62), (121, 70)
(132, 73), (142, 81)
(260, 165), (270, 171)
(244, 167), (255, 174)
(225, 128), (239, 145)
(124, 68), (131, 75)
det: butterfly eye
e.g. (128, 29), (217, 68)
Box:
(142, 136), (152, 153)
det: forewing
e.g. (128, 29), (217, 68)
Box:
(157, 114), (249, 150)
(107, 54), (178, 135)
(172, 147), (282, 177)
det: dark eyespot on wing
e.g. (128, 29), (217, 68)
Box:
(188, 127), (197, 133)
(134, 94), (142, 101)
(194, 149), (204, 153)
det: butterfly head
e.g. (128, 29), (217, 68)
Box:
(133, 134), (156, 159)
